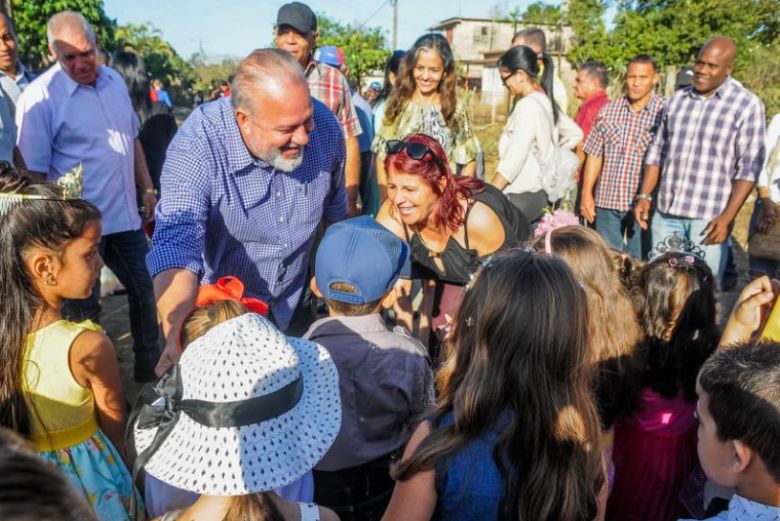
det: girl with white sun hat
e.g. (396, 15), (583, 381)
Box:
(129, 312), (342, 521)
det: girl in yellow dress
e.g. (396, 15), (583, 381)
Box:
(0, 165), (141, 520)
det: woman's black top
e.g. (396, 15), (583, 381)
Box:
(403, 184), (530, 285)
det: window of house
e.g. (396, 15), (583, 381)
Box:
(473, 25), (489, 45)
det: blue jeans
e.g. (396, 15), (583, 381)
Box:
(595, 207), (645, 260)
(651, 211), (728, 286)
(62, 229), (161, 370)
(748, 199), (780, 276)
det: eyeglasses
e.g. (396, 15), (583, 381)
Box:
(386, 139), (447, 173)
(500, 71), (516, 86)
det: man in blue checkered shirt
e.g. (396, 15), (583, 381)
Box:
(147, 49), (347, 375)
(634, 37), (765, 283)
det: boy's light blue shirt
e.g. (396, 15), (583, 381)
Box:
(680, 494), (780, 521)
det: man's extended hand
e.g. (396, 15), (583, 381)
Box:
(633, 199), (652, 230)
(758, 199), (779, 234)
(702, 213), (733, 245)
(580, 191), (597, 224)
(155, 338), (181, 377)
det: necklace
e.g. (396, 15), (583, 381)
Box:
(416, 228), (449, 258)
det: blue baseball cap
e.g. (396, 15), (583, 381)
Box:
(315, 216), (409, 305)
(315, 45), (343, 68)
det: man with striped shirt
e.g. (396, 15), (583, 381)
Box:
(581, 55), (664, 259)
(634, 37), (765, 281)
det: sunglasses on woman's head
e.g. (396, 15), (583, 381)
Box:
(386, 140), (447, 173)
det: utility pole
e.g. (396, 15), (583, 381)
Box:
(391, 0), (398, 50)
(2, 0), (11, 18)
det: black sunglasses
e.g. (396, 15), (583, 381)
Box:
(386, 140), (447, 173)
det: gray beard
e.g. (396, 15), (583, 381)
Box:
(262, 146), (305, 172)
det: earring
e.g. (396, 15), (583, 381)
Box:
(45, 275), (57, 286)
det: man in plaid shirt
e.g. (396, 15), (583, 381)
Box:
(634, 37), (765, 282)
(581, 55), (664, 259)
(275, 2), (363, 216)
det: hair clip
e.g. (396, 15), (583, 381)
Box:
(464, 317), (475, 328)
(0, 163), (85, 217)
(649, 232), (705, 262)
(481, 255), (496, 269)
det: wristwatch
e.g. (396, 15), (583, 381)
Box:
(636, 193), (653, 203)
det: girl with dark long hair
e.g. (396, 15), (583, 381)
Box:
(606, 243), (720, 521)
(381, 250), (605, 521)
(0, 165), (141, 520)
(372, 34), (480, 198)
(491, 45), (582, 222)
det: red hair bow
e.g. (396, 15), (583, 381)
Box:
(195, 276), (269, 316)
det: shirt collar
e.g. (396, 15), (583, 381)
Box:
(621, 93), (662, 113)
(685, 76), (733, 100)
(223, 99), (261, 172)
(303, 314), (389, 340)
(59, 63), (113, 97)
(584, 89), (608, 106)
(726, 494), (780, 520)
(0, 60), (27, 81)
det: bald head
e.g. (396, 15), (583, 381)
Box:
(699, 36), (737, 64)
(232, 48), (313, 172)
(693, 36), (736, 96)
(46, 11), (99, 86)
(47, 11), (96, 47)
(231, 48), (308, 114)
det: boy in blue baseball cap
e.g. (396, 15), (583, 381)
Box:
(305, 215), (433, 521)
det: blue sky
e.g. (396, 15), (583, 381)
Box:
(103, 0), (543, 61)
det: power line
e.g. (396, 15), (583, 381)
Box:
(359, 0), (388, 27)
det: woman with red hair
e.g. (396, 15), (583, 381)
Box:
(376, 133), (530, 343)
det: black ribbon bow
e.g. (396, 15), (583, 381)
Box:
(124, 364), (304, 519)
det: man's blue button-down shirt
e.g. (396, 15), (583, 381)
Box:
(147, 97), (347, 329)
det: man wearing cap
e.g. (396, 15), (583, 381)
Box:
(275, 2), (363, 216)
(634, 36), (765, 283)
(148, 48), (347, 376)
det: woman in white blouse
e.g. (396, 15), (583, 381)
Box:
(490, 45), (583, 222)
(749, 113), (780, 276)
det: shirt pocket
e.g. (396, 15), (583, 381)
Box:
(291, 171), (330, 226)
(604, 122), (624, 151)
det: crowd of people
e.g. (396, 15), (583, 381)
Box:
(0, 2), (778, 521)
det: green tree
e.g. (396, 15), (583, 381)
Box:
(115, 22), (193, 101)
(520, 2), (563, 25)
(11, 0), (116, 71)
(316, 13), (389, 84)
(564, 0), (609, 65)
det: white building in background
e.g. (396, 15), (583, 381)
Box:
(428, 17), (576, 105)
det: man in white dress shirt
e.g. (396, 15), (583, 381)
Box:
(16, 10), (161, 381)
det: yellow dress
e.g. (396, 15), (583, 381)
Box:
(24, 320), (142, 521)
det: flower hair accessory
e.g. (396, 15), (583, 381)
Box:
(534, 208), (580, 239)
(649, 233), (705, 263)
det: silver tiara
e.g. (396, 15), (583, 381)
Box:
(0, 164), (84, 216)
(648, 232), (705, 262)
